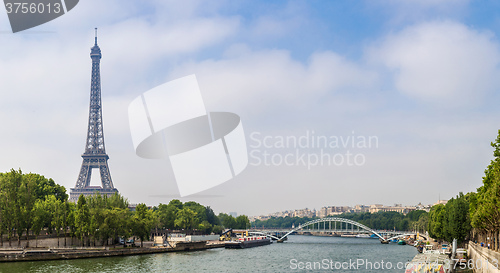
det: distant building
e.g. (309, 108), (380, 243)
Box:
(369, 204), (384, 213)
(229, 212), (237, 218)
(292, 208), (315, 218)
(416, 202), (432, 212)
(353, 205), (369, 213)
(369, 204), (416, 215)
(433, 200), (448, 206)
(317, 206), (352, 218)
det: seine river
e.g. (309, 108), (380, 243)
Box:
(0, 235), (417, 273)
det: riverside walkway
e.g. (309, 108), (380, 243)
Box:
(0, 241), (224, 262)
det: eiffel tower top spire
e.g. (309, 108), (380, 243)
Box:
(90, 28), (101, 59)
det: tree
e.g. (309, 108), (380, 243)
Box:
(205, 206), (219, 226)
(1, 169), (24, 246)
(156, 203), (171, 229)
(105, 208), (130, 245)
(218, 213), (236, 229)
(87, 194), (106, 246)
(107, 192), (129, 209)
(132, 203), (154, 247)
(443, 193), (471, 244)
(63, 201), (75, 246)
(415, 213), (429, 233)
(32, 200), (49, 248)
(175, 208), (198, 230)
(159, 199), (183, 229)
(212, 225), (224, 234)
(183, 202), (207, 225)
(67, 202), (77, 244)
(75, 195), (90, 247)
(235, 215), (250, 229)
(29, 173), (67, 202)
(428, 204), (445, 240)
(198, 220), (212, 233)
(46, 195), (64, 247)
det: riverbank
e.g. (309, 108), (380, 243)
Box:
(467, 241), (500, 273)
(0, 241), (225, 262)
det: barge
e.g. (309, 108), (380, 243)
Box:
(225, 236), (272, 249)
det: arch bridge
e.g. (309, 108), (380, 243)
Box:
(277, 217), (385, 242)
(253, 217), (420, 243)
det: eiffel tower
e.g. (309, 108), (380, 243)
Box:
(69, 29), (118, 202)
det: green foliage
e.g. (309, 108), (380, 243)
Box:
(252, 211), (428, 232)
(428, 204), (445, 239)
(175, 208), (198, 230)
(198, 220), (212, 233)
(428, 193), (471, 244)
(462, 129), (500, 249)
(205, 206), (220, 226)
(218, 213), (237, 229)
(75, 195), (90, 246)
(445, 193), (471, 244)
(132, 203), (155, 247)
(183, 201), (207, 224)
(235, 215), (250, 229)
(154, 200), (246, 234)
(470, 130), (500, 234)
(218, 213), (249, 229)
(157, 199), (183, 229)
(28, 173), (67, 202)
(212, 225), (224, 234)
(32, 200), (47, 241)
(252, 216), (316, 229)
(0, 169), (248, 248)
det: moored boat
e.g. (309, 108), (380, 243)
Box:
(225, 235), (272, 249)
(405, 252), (451, 273)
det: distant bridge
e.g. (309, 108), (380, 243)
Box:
(251, 217), (423, 243)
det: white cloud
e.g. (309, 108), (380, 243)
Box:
(169, 48), (377, 118)
(368, 21), (500, 106)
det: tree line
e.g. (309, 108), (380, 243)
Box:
(427, 192), (471, 245)
(0, 169), (249, 248)
(252, 210), (429, 232)
(154, 199), (250, 234)
(427, 130), (500, 248)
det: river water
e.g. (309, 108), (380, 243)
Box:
(0, 235), (417, 273)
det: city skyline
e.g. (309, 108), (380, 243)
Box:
(250, 201), (441, 220)
(1, 1), (500, 216)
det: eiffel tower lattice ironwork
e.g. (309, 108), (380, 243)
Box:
(70, 29), (118, 201)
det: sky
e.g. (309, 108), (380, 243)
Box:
(1, 0), (500, 216)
